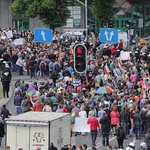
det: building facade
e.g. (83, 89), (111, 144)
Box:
(0, 0), (150, 37)
(0, 0), (46, 31)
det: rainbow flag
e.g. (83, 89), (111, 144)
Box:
(118, 61), (126, 74)
(71, 110), (76, 133)
(26, 87), (39, 100)
(71, 110), (76, 124)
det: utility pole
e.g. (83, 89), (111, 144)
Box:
(76, 0), (88, 40)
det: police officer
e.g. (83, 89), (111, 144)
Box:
(140, 142), (148, 150)
(1, 64), (11, 98)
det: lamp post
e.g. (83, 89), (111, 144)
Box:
(76, 0), (88, 40)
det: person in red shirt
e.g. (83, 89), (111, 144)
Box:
(33, 97), (44, 112)
(87, 114), (100, 146)
(110, 45), (116, 56)
(118, 39), (123, 50)
(62, 104), (68, 113)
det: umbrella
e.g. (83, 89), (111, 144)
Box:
(95, 86), (113, 94)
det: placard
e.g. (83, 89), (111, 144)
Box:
(74, 117), (90, 132)
(120, 51), (130, 60)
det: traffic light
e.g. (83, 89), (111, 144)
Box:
(74, 44), (87, 74)
(103, 21), (108, 28)
(108, 19), (114, 28)
(126, 20), (131, 28)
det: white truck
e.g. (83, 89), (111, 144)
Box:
(6, 112), (71, 150)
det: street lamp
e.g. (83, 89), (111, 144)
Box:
(76, 0), (88, 40)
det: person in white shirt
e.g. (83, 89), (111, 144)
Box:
(79, 104), (87, 135)
(79, 104), (87, 118)
(16, 57), (24, 75)
(88, 105), (97, 118)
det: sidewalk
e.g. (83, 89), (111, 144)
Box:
(0, 82), (12, 108)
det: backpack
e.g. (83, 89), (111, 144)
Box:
(43, 105), (52, 112)
(49, 62), (54, 69)
(41, 62), (45, 69)
(55, 63), (60, 72)
(29, 59), (34, 66)
(141, 110), (148, 121)
(118, 127), (125, 138)
(134, 114), (141, 126)
(67, 85), (73, 93)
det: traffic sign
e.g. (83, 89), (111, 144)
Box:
(140, 38), (147, 46)
(100, 28), (118, 43)
(34, 28), (53, 43)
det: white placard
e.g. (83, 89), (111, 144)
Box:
(74, 117), (90, 132)
(13, 38), (24, 46)
(5, 30), (13, 39)
(120, 51), (130, 60)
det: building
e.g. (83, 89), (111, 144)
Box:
(0, 0), (46, 31)
(0, 0), (150, 37)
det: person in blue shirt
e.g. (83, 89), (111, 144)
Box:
(68, 65), (74, 75)
(98, 106), (105, 120)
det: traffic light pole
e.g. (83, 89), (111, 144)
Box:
(76, 0), (88, 40)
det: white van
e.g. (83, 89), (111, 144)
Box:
(59, 31), (83, 40)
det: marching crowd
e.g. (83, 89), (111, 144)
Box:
(0, 27), (150, 150)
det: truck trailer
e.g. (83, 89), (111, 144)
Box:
(6, 112), (71, 150)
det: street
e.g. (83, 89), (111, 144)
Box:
(0, 72), (146, 150)
(76, 134), (144, 150)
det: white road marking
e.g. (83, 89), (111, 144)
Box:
(87, 136), (116, 150)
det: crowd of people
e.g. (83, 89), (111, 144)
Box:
(0, 27), (150, 149)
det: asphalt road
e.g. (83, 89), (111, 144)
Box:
(1, 72), (146, 150)
(76, 134), (145, 150)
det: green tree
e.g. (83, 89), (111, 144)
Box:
(90, 0), (114, 26)
(10, 0), (70, 30)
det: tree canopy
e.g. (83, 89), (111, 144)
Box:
(10, 0), (70, 29)
(90, 0), (115, 26)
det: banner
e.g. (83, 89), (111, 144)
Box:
(74, 117), (90, 132)
(13, 38), (24, 46)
